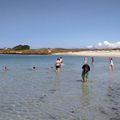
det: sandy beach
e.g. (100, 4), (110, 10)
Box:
(54, 50), (120, 57)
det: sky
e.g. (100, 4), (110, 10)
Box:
(0, 0), (120, 48)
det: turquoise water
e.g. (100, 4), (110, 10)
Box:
(0, 55), (120, 120)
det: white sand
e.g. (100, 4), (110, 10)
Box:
(54, 50), (120, 57)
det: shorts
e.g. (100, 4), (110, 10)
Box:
(56, 65), (60, 69)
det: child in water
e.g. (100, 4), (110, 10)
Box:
(109, 57), (114, 71)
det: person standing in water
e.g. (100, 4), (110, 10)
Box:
(55, 58), (61, 72)
(32, 66), (36, 70)
(109, 57), (114, 71)
(91, 57), (94, 65)
(82, 62), (90, 82)
(4, 66), (8, 71)
(84, 57), (88, 64)
(59, 57), (64, 65)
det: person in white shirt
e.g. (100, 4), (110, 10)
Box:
(60, 57), (63, 63)
(109, 57), (114, 71)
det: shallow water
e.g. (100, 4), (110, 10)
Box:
(0, 55), (120, 120)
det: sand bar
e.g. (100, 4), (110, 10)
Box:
(54, 50), (120, 57)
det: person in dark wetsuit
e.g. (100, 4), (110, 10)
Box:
(33, 66), (36, 70)
(82, 63), (90, 82)
(91, 57), (94, 65)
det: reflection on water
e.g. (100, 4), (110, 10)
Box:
(81, 81), (90, 120)
(81, 81), (90, 106)
(107, 70), (120, 120)
(0, 55), (120, 120)
(55, 71), (61, 80)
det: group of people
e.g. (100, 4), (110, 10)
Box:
(4, 56), (114, 83)
(55, 56), (114, 82)
(55, 56), (91, 82)
(82, 56), (114, 82)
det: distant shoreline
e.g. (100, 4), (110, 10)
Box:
(54, 50), (120, 57)
(0, 49), (120, 57)
(0, 53), (50, 55)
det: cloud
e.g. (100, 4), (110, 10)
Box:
(103, 41), (120, 48)
(87, 45), (93, 48)
(87, 41), (120, 48)
(98, 42), (102, 47)
(104, 41), (110, 46)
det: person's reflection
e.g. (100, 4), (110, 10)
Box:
(55, 70), (61, 80)
(108, 68), (114, 90)
(80, 81), (90, 120)
(81, 81), (90, 106)
(107, 69), (118, 120)
(53, 71), (61, 91)
(108, 69), (113, 81)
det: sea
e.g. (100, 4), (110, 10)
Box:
(0, 54), (120, 120)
